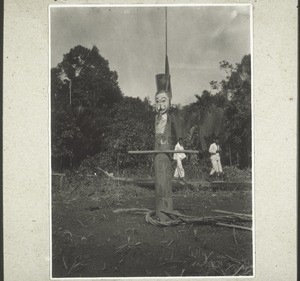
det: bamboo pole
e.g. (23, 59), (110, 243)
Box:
(211, 210), (252, 218)
(165, 7), (167, 58)
(216, 222), (252, 231)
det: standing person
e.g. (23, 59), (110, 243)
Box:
(208, 137), (223, 180)
(173, 138), (187, 182)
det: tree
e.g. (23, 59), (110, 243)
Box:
(217, 55), (251, 168)
(100, 96), (155, 169)
(183, 90), (227, 153)
(51, 45), (124, 170)
(55, 45), (123, 107)
(51, 45), (251, 173)
(78, 96), (155, 174)
(223, 55), (251, 168)
(183, 55), (251, 169)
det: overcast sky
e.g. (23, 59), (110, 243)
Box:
(50, 5), (251, 105)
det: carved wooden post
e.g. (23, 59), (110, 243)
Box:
(154, 74), (173, 221)
(127, 10), (200, 224)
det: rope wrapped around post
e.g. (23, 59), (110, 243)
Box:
(113, 208), (252, 230)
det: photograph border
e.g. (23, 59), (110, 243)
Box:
(49, 3), (254, 279)
(3, 1), (297, 281)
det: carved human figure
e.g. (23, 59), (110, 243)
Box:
(155, 91), (171, 150)
(154, 75), (173, 220)
(155, 91), (170, 115)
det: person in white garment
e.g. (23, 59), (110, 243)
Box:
(173, 138), (187, 182)
(208, 137), (223, 180)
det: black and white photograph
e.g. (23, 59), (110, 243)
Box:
(3, 1), (298, 280)
(50, 4), (253, 278)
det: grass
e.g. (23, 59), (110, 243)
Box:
(52, 165), (252, 204)
(52, 170), (253, 277)
(223, 166), (252, 182)
(52, 175), (153, 203)
(184, 249), (253, 276)
(122, 164), (252, 182)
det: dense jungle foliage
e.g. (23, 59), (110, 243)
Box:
(51, 45), (251, 174)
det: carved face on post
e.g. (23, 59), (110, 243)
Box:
(155, 91), (170, 114)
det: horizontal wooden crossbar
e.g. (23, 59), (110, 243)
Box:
(52, 172), (66, 177)
(128, 150), (199, 154)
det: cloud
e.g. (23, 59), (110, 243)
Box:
(211, 8), (239, 39)
(51, 6), (250, 105)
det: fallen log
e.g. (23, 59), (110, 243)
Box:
(96, 167), (252, 191)
(96, 167), (187, 189)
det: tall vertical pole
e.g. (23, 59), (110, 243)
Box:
(164, 7), (172, 96)
(154, 7), (173, 222)
(165, 7), (168, 58)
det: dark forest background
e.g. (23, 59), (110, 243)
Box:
(51, 45), (251, 176)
